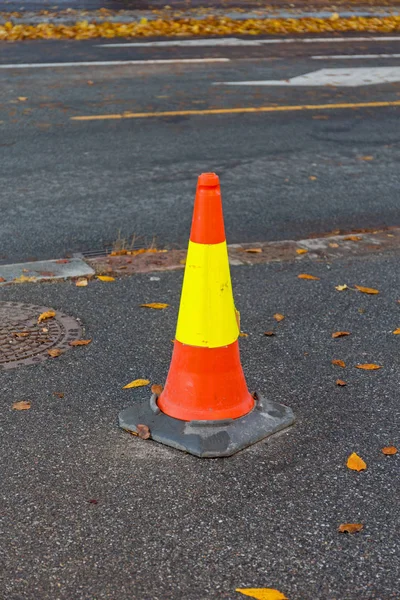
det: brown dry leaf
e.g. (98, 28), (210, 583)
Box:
(239, 332), (248, 337)
(298, 273), (320, 280)
(236, 589), (288, 600)
(123, 379), (150, 389)
(97, 275), (115, 282)
(245, 248), (262, 253)
(347, 452), (367, 471)
(273, 313), (285, 322)
(136, 424), (151, 439)
(0, 276), (6, 282)
(151, 384), (163, 395)
(355, 285), (379, 295)
(381, 446), (398, 455)
(55, 259), (70, 264)
(69, 339), (92, 346)
(47, 348), (64, 358)
(309, 175), (317, 181)
(53, 392), (64, 398)
(335, 284), (348, 291)
(76, 278), (88, 287)
(338, 523), (364, 534)
(332, 359), (346, 368)
(37, 310), (56, 324)
(343, 235), (362, 242)
(296, 248), (308, 255)
(14, 332), (30, 338)
(140, 303), (169, 309)
(360, 155), (374, 161)
(87, 80), (94, 85)
(336, 379), (347, 386)
(356, 363), (382, 370)
(329, 242), (339, 248)
(12, 400), (31, 411)
(393, 328), (400, 335)
(264, 331), (276, 336)
(332, 331), (350, 338)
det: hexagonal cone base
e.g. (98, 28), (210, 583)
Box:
(119, 393), (295, 458)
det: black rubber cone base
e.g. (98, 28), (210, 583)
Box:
(119, 393), (295, 458)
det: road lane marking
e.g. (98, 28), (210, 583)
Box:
(96, 36), (400, 48)
(313, 54), (400, 59)
(216, 67), (400, 86)
(71, 100), (400, 121)
(0, 58), (229, 70)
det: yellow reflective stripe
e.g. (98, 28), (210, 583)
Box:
(175, 240), (239, 348)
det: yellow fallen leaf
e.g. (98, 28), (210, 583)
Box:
(336, 379), (347, 386)
(347, 452), (367, 471)
(393, 329), (400, 334)
(179, 259), (186, 265)
(329, 242), (339, 248)
(12, 400), (31, 411)
(141, 303), (169, 309)
(355, 363), (382, 370)
(355, 285), (379, 295)
(332, 359), (346, 368)
(18, 96), (27, 101)
(245, 248), (262, 253)
(360, 155), (374, 161)
(298, 273), (320, 280)
(37, 310), (56, 324)
(330, 11), (340, 20)
(236, 589), (288, 600)
(309, 175), (317, 181)
(335, 284), (348, 291)
(123, 379), (150, 389)
(338, 523), (363, 534)
(273, 313), (285, 322)
(76, 278), (88, 287)
(296, 248), (308, 255)
(97, 275), (115, 282)
(48, 348), (64, 358)
(381, 446), (397, 455)
(343, 235), (362, 242)
(69, 339), (92, 346)
(13, 275), (37, 283)
(151, 384), (163, 395)
(332, 331), (350, 338)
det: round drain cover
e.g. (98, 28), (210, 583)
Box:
(0, 301), (82, 370)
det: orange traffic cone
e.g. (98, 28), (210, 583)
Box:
(119, 173), (294, 457)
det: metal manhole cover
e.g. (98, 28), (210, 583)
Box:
(0, 301), (83, 370)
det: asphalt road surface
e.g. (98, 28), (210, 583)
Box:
(1, 35), (400, 262)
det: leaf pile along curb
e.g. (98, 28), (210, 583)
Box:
(2, 15), (400, 41)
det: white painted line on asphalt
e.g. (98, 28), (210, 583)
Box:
(312, 54), (400, 59)
(96, 36), (400, 48)
(216, 67), (400, 87)
(0, 58), (230, 69)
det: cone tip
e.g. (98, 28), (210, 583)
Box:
(198, 172), (219, 187)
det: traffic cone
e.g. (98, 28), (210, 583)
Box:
(119, 173), (294, 457)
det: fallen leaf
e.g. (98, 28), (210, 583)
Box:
(329, 242), (339, 248)
(38, 271), (55, 277)
(41, 327), (48, 333)
(338, 523), (363, 534)
(347, 452), (367, 471)
(37, 310), (56, 324)
(88, 498), (98, 504)
(332, 359), (346, 368)
(12, 400), (31, 410)
(381, 446), (397, 455)
(336, 379), (347, 386)
(273, 313), (285, 322)
(239, 332), (248, 337)
(360, 155), (374, 161)
(53, 392), (64, 398)
(332, 331), (350, 338)
(13, 332), (30, 338)
(236, 589), (288, 600)
(264, 331), (276, 336)
(343, 235), (362, 242)
(76, 278), (88, 287)
(356, 363), (382, 370)
(309, 175), (317, 181)
(335, 284), (348, 291)
(393, 329), (400, 335)
(151, 384), (163, 395)
(179, 259), (186, 265)
(69, 339), (92, 346)
(123, 379), (150, 389)
(48, 348), (64, 358)
(245, 248), (262, 253)
(55, 259), (70, 264)
(136, 424), (151, 439)
(296, 248), (308, 255)
(87, 80), (94, 85)
(13, 275), (37, 283)
(355, 285), (379, 295)
(0, 276), (5, 282)
(18, 96), (27, 101)
(97, 275), (115, 282)
(330, 11), (340, 20)
(298, 273), (320, 280)
(140, 303), (169, 309)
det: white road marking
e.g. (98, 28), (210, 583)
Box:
(216, 67), (400, 87)
(313, 54), (400, 59)
(0, 58), (229, 69)
(96, 36), (400, 48)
